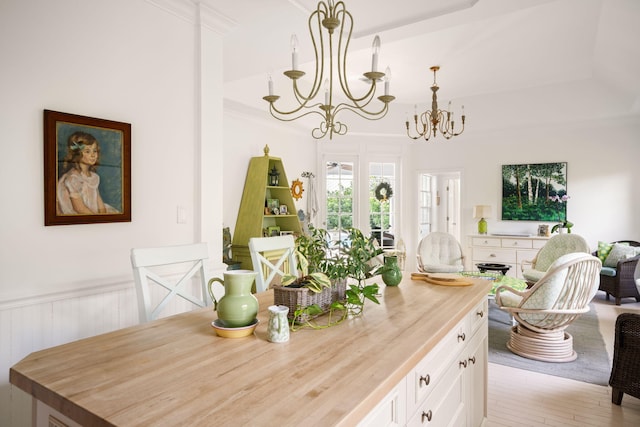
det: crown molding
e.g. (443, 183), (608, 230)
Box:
(198, 2), (237, 35)
(146, 0), (237, 35)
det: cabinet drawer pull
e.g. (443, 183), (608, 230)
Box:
(457, 332), (466, 342)
(459, 360), (468, 368)
(419, 374), (430, 386)
(489, 253), (496, 258)
(468, 356), (476, 365)
(476, 310), (484, 318)
(421, 410), (433, 422)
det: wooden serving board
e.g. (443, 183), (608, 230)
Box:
(410, 272), (474, 287)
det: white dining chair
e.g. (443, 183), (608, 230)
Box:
(131, 242), (211, 323)
(249, 235), (298, 293)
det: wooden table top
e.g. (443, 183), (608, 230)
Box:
(10, 276), (491, 427)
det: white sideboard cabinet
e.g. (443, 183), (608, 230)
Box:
(469, 235), (550, 279)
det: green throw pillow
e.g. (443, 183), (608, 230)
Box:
(604, 243), (638, 268)
(597, 241), (613, 263)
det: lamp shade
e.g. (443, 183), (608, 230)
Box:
(473, 205), (492, 219)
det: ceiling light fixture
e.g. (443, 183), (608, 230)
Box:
(262, 0), (395, 140)
(406, 66), (466, 141)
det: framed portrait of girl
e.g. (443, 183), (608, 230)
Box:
(44, 110), (131, 226)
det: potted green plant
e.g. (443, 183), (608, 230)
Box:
(280, 226), (384, 330)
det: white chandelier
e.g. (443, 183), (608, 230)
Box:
(406, 66), (466, 141)
(263, 0), (395, 140)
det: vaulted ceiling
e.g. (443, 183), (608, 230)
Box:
(209, 0), (640, 136)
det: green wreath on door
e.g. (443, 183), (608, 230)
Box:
(374, 182), (393, 201)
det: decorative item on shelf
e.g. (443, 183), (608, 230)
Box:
(267, 226), (281, 237)
(268, 165), (280, 186)
(473, 205), (492, 235)
(279, 204), (288, 215)
(262, 1), (394, 139)
(267, 198), (279, 212)
(374, 182), (393, 201)
(538, 224), (550, 237)
(406, 66), (466, 141)
(548, 194), (573, 233)
(207, 270), (259, 329)
(380, 254), (402, 286)
(291, 179), (304, 200)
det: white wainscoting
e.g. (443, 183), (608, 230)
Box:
(1, 270), (225, 427)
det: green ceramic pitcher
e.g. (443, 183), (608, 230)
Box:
(208, 270), (259, 328)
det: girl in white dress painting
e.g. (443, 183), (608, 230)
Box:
(57, 131), (118, 215)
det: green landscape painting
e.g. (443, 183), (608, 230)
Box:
(502, 162), (567, 221)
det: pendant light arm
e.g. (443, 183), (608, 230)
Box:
(263, 0), (394, 139)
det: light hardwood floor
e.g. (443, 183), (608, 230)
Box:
(486, 294), (640, 426)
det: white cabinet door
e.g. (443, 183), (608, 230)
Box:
(358, 381), (407, 427)
(464, 324), (488, 426)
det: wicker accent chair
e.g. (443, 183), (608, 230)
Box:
(416, 232), (464, 273)
(594, 240), (640, 305)
(495, 252), (601, 362)
(610, 313), (640, 405)
(521, 233), (590, 285)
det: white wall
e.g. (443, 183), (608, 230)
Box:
(0, 1), (226, 425)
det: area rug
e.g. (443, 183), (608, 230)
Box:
(488, 299), (611, 386)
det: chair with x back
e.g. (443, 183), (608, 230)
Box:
(249, 235), (298, 293)
(131, 242), (211, 323)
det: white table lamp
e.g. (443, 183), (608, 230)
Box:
(473, 205), (492, 234)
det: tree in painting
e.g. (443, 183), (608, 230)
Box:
(502, 162), (567, 221)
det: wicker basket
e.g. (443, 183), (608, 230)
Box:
(273, 279), (347, 323)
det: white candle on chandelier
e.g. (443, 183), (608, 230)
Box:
(384, 66), (391, 95)
(290, 34), (299, 70)
(324, 78), (330, 105)
(371, 35), (380, 72)
(268, 74), (274, 96)
(414, 104), (418, 117)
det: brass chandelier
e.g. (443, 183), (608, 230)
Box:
(262, 0), (395, 140)
(406, 66), (466, 141)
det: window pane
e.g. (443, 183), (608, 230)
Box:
(325, 161), (354, 243)
(369, 162), (396, 249)
(418, 174), (432, 240)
